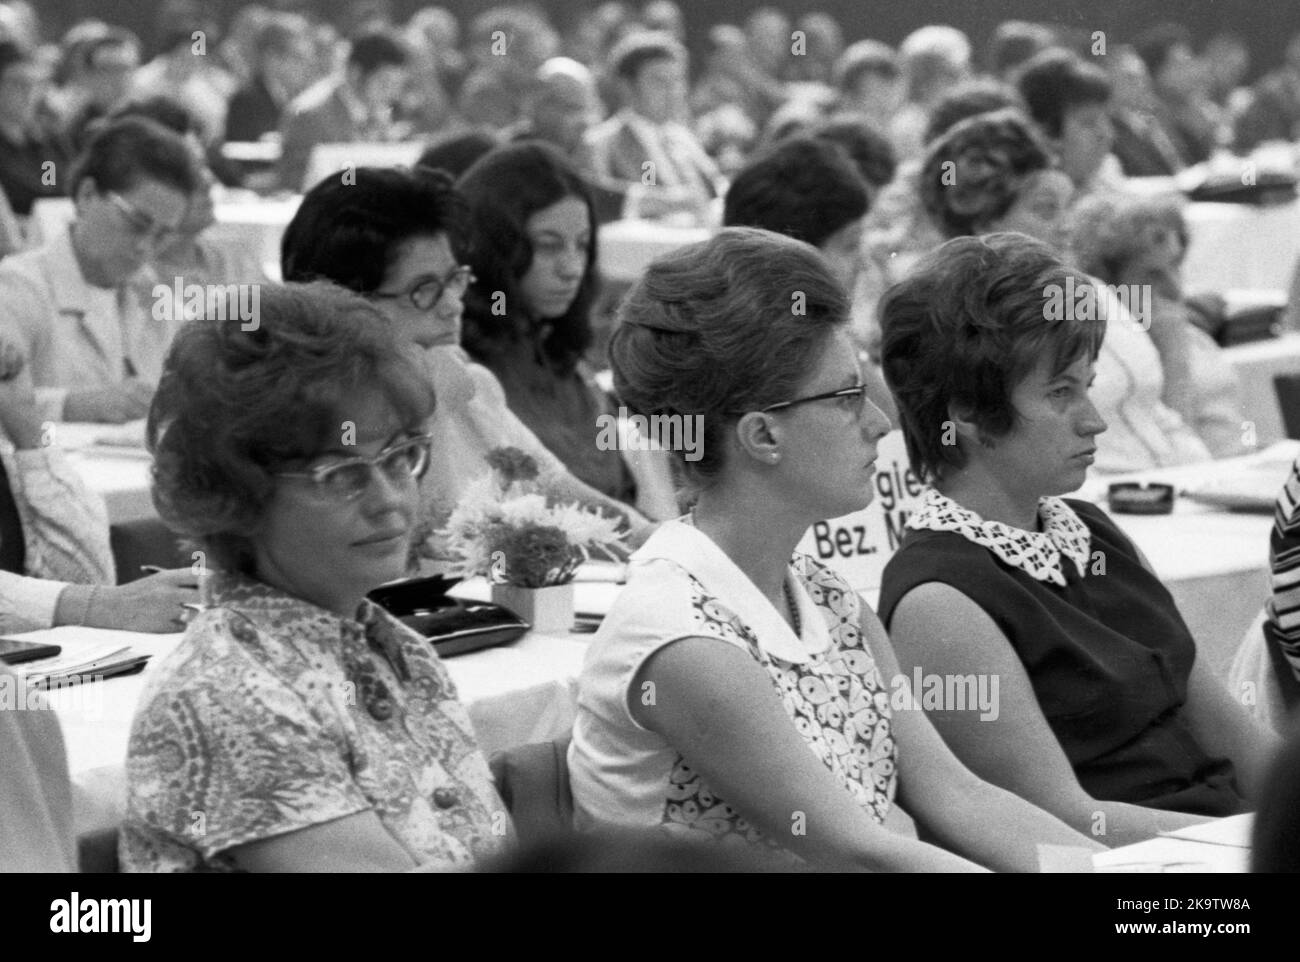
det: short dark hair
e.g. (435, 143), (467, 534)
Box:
(456, 141), (598, 373)
(813, 115), (897, 188)
(880, 233), (1105, 482)
(923, 78), (1025, 145)
(1134, 22), (1192, 80)
(1014, 48), (1112, 139)
(417, 130), (501, 180)
(69, 116), (199, 197)
(109, 95), (201, 139)
(610, 227), (848, 492)
(347, 30), (408, 76)
(724, 136), (869, 248)
(608, 30), (682, 83)
(0, 40), (29, 81)
(281, 165), (466, 294)
(147, 282), (437, 575)
(919, 108), (1052, 239)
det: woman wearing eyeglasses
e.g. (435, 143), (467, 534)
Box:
(121, 283), (509, 872)
(567, 228), (1105, 870)
(280, 165), (654, 566)
(0, 116), (198, 424)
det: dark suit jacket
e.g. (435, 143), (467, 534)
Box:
(276, 78), (360, 191)
(582, 112), (721, 203)
(225, 74), (282, 143)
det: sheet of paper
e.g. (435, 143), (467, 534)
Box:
(1158, 812), (1254, 848)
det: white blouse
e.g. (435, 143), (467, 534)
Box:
(568, 519), (898, 852)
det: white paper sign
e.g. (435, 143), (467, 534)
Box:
(795, 430), (926, 595)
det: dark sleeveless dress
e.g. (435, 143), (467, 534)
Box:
(877, 498), (1243, 816)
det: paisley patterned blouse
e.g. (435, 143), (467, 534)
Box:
(568, 519), (898, 856)
(120, 573), (509, 872)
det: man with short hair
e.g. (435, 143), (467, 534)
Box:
(582, 31), (722, 222)
(225, 13), (314, 143)
(276, 30), (409, 191)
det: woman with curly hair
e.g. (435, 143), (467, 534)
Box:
(456, 142), (655, 509)
(1068, 192), (1247, 460)
(121, 283), (509, 872)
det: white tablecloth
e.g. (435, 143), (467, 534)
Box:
(1225, 333), (1300, 447)
(1182, 200), (1300, 295)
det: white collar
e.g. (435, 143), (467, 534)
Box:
(631, 518), (830, 664)
(906, 489), (1092, 587)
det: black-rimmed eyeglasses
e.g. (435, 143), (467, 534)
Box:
(730, 384), (870, 416)
(370, 266), (475, 311)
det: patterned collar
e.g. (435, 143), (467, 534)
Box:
(630, 517), (830, 664)
(208, 571), (411, 680)
(906, 488), (1092, 587)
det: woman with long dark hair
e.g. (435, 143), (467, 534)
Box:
(456, 142), (657, 510)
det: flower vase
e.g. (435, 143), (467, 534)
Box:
(490, 582), (576, 634)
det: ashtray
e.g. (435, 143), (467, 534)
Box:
(1107, 482), (1175, 514)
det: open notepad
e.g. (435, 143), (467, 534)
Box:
(9, 643), (151, 689)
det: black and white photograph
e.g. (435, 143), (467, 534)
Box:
(0, 0), (1294, 938)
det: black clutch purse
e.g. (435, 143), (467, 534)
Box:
(368, 576), (530, 658)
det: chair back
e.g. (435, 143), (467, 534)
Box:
(488, 737), (573, 847)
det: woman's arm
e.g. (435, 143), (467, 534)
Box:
(1180, 636), (1280, 801)
(632, 636), (988, 871)
(858, 603), (1106, 869)
(1129, 545), (1281, 799)
(889, 582), (1213, 848)
(225, 811), (418, 872)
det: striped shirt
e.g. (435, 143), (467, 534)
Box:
(1266, 452), (1300, 680)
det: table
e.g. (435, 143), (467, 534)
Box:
(1076, 442), (1299, 677)
(597, 219), (711, 284)
(54, 421), (155, 525)
(1182, 200), (1300, 295)
(1226, 333), (1300, 447)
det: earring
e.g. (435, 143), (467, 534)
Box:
(770, 453), (780, 463)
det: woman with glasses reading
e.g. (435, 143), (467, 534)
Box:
(121, 283), (509, 872)
(0, 117), (198, 423)
(567, 228), (1105, 870)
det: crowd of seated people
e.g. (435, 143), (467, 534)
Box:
(4, 1), (1300, 874)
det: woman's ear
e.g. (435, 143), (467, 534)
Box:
(732, 411), (781, 466)
(944, 400), (987, 450)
